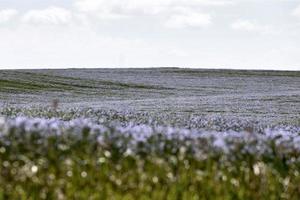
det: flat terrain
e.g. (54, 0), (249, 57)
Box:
(0, 68), (299, 123)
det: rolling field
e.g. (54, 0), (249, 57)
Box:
(0, 68), (300, 199)
(0, 68), (300, 123)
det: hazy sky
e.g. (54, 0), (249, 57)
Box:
(0, 0), (299, 70)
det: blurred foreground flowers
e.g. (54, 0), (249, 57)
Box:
(0, 109), (300, 199)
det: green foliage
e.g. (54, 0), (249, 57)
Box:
(0, 109), (299, 199)
(1, 131), (300, 199)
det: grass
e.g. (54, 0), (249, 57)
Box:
(0, 79), (51, 91)
(0, 71), (172, 91)
(1, 141), (299, 199)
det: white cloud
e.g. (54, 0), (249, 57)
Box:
(73, 0), (223, 29)
(74, 0), (166, 17)
(292, 5), (300, 18)
(0, 0), (299, 70)
(165, 9), (212, 28)
(74, 0), (231, 19)
(22, 7), (72, 25)
(74, 0), (233, 11)
(231, 20), (258, 31)
(0, 9), (18, 23)
(231, 19), (274, 34)
(167, 49), (189, 57)
(0, 25), (185, 68)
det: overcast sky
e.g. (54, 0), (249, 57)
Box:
(0, 0), (299, 70)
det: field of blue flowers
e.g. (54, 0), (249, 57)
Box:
(0, 69), (299, 199)
(0, 107), (300, 199)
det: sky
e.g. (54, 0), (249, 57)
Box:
(0, 0), (300, 70)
